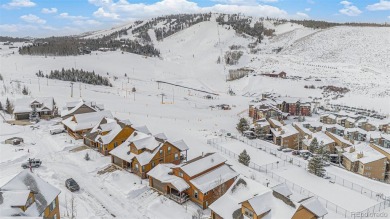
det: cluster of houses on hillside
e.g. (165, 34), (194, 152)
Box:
(4, 96), (332, 218)
(247, 97), (390, 182)
(249, 95), (313, 121)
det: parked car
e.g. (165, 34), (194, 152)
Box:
(50, 127), (65, 135)
(282, 148), (293, 153)
(65, 178), (80, 192)
(21, 159), (42, 169)
(292, 150), (300, 155)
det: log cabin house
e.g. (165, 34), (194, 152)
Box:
(291, 197), (328, 219)
(110, 131), (189, 178)
(210, 176), (296, 219)
(62, 110), (113, 139)
(0, 170), (61, 218)
(83, 118), (135, 155)
(61, 99), (104, 120)
(148, 153), (238, 209)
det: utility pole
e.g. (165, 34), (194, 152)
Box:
(160, 93), (165, 104)
(70, 82), (74, 98)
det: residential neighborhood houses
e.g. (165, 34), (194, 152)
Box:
(246, 96), (390, 182)
(1, 94), (389, 219)
(13, 97), (57, 120)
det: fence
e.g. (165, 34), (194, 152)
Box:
(207, 137), (390, 218)
(230, 134), (389, 203)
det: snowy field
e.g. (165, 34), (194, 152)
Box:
(1, 16), (390, 219)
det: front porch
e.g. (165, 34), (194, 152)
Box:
(167, 186), (189, 204)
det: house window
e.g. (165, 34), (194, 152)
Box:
(152, 161), (155, 168)
(179, 172), (183, 178)
(244, 208), (254, 218)
(194, 190), (198, 199)
(142, 165), (145, 172)
(135, 164), (139, 171)
(168, 146), (171, 153)
(114, 142), (118, 148)
(174, 153), (179, 160)
(49, 199), (56, 211)
(160, 149), (163, 156)
(205, 201), (208, 207)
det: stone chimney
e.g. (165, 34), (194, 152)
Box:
(356, 152), (364, 159)
(349, 147), (355, 153)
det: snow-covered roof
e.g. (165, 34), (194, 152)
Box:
(293, 123), (312, 135)
(154, 133), (168, 141)
(190, 164), (238, 193)
(209, 176), (295, 219)
(304, 132), (335, 146)
(271, 183), (292, 197)
(61, 99), (103, 117)
(133, 136), (162, 151)
(170, 139), (189, 151)
(147, 164), (189, 192)
(180, 153), (227, 177)
(13, 97), (54, 114)
(62, 110), (113, 132)
(98, 123), (123, 144)
(246, 193), (272, 216)
(0, 170), (60, 217)
(109, 142), (135, 163)
(322, 124), (345, 131)
(299, 197), (328, 217)
(134, 125), (152, 135)
(271, 124), (298, 138)
(342, 143), (386, 164)
(268, 118), (283, 128)
(326, 132), (352, 146)
(344, 128), (368, 135)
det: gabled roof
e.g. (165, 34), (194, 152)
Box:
(190, 164), (238, 193)
(304, 132), (335, 146)
(61, 99), (104, 117)
(132, 136), (162, 151)
(0, 170), (60, 217)
(209, 176), (296, 219)
(170, 140), (189, 151)
(271, 183), (292, 197)
(13, 97), (54, 114)
(299, 197), (327, 217)
(133, 125), (151, 135)
(179, 153), (226, 177)
(147, 164), (189, 192)
(62, 110), (113, 132)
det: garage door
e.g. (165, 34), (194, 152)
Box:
(113, 156), (122, 166)
(152, 178), (166, 193)
(15, 113), (29, 120)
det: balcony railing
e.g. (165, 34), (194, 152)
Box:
(168, 193), (189, 204)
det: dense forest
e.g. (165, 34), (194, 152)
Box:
(216, 14), (275, 42)
(289, 19), (390, 29)
(18, 36), (160, 57)
(36, 68), (112, 87)
(0, 36), (30, 42)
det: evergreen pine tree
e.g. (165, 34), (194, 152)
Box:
(0, 101), (3, 111)
(254, 125), (266, 139)
(236, 118), (249, 133)
(22, 86), (29, 95)
(238, 150), (250, 166)
(30, 105), (39, 121)
(308, 155), (326, 177)
(84, 152), (90, 161)
(5, 98), (13, 114)
(0, 73), (3, 80)
(308, 137), (319, 153)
